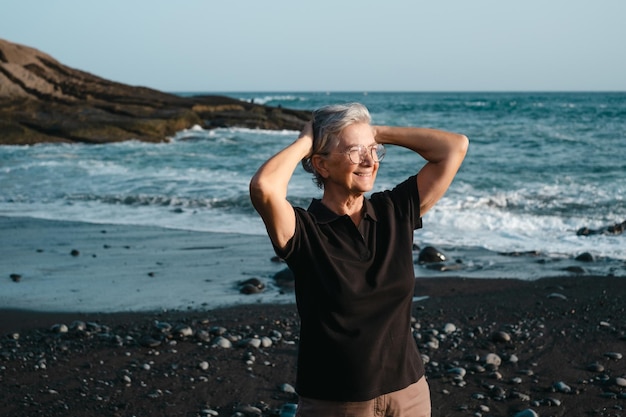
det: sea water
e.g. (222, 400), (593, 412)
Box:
(1, 92), (625, 279)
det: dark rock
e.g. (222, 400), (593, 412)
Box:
(563, 266), (585, 274)
(271, 256), (285, 263)
(238, 278), (265, 294)
(10, 273), (21, 282)
(417, 246), (447, 264)
(273, 268), (295, 290)
(0, 38), (310, 145)
(576, 220), (626, 236)
(575, 252), (594, 262)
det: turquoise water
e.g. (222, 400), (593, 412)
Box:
(1, 92), (625, 278)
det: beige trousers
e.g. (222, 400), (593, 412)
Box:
(296, 376), (431, 417)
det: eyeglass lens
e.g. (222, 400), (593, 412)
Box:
(348, 145), (385, 164)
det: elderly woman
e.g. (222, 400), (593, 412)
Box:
(250, 103), (468, 417)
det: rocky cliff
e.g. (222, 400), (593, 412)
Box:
(0, 39), (309, 145)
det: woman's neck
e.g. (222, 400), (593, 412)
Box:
(321, 193), (364, 225)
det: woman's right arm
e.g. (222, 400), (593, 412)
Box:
(249, 122), (313, 250)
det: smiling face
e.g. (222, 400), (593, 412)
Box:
(314, 122), (380, 198)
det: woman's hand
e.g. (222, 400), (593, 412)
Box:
(297, 121), (314, 158)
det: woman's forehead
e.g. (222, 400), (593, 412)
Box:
(339, 122), (375, 145)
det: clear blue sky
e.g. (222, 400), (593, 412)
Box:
(2, 0), (625, 92)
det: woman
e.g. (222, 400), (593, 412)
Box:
(250, 103), (468, 417)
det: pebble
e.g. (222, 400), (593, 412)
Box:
(210, 326), (227, 336)
(553, 381), (572, 393)
(489, 371), (503, 380)
(615, 377), (626, 387)
(511, 392), (531, 401)
(587, 362), (605, 372)
(154, 321), (172, 332)
(241, 337), (262, 348)
(492, 331), (511, 343)
(469, 364), (486, 373)
(547, 292), (568, 300)
(174, 325), (194, 338)
(139, 335), (162, 348)
(260, 336), (273, 348)
(279, 383), (296, 394)
(50, 323), (69, 334)
(234, 405), (262, 415)
(442, 323), (457, 334)
(544, 397), (562, 406)
(212, 336), (232, 348)
(483, 353), (502, 367)
(447, 367), (467, 378)
(604, 352), (623, 360)
(238, 278), (266, 294)
(426, 339), (439, 350)
(70, 321), (87, 332)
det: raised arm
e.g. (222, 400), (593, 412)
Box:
(374, 126), (468, 216)
(249, 123), (313, 250)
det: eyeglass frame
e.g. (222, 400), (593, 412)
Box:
(336, 143), (386, 165)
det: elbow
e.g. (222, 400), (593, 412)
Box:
(456, 134), (469, 159)
(249, 174), (274, 208)
(249, 175), (264, 205)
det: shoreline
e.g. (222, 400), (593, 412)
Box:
(0, 215), (293, 313)
(3, 214), (624, 317)
(1, 275), (621, 333)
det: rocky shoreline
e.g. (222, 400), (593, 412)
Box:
(0, 38), (309, 145)
(1, 276), (624, 417)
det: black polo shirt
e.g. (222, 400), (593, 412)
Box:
(277, 175), (425, 401)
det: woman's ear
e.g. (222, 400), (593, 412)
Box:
(311, 154), (330, 179)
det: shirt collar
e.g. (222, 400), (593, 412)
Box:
(307, 198), (378, 224)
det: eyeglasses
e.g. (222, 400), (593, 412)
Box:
(339, 144), (386, 164)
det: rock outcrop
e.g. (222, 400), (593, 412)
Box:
(0, 39), (309, 145)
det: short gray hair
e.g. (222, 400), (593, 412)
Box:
(302, 102), (372, 188)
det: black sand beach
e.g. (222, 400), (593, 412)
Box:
(1, 217), (625, 416)
(2, 276), (625, 417)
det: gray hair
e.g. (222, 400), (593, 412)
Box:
(302, 102), (372, 188)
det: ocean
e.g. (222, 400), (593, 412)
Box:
(1, 92), (625, 280)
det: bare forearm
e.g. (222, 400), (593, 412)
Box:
(374, 125), (469, 215)
(250, 135), (311, 203)
(374, 125), (468, 163)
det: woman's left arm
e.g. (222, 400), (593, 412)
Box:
(374, 125), (469, 216)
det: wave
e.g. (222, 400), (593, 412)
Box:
(233, 94), (308, 106)
(66, 192), (255, 212)
(172, 126), (299, 142)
